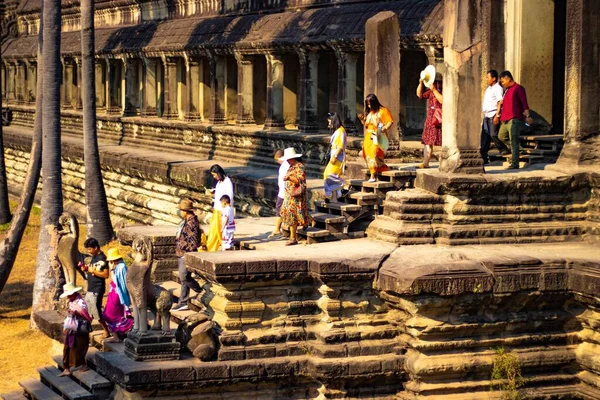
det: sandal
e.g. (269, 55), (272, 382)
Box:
(285, 240), (298, 246)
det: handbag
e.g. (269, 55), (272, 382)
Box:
(76, 319), (92, 334)
(433, 108), (442, 127)
(376, 127), (389, 152)
(63, 315), (78, 332)
(292, 183), (306, 198)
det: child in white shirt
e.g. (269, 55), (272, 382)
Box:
(220, 195), (235, 250)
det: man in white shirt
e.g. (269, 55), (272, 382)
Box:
(268, 149), (290, 238)
(481, 70), (508, 164)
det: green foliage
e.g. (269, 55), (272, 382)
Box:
(490, 347), (525, 400)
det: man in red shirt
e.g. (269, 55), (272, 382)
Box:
(496, 71), (533, 169)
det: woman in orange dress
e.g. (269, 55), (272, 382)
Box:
(358, 94), (394, 182)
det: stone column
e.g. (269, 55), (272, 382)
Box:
(25, 60), (36, 104)
(15, 61), (26, 104)
(184, 54), (200, 120)
(365, 12), (402, 143)
(438, 0), (485, 174)
(298, 50), (319, 133)
(6, 63), (15, 103)
(505, 0), (554, 123)
(162, 56), (179, 119)
(95, 59), (105, 109)
(207, 53), (225, 124)
(74, 58), (83, 110)
(235, 53), (255, 125)
(142, 58), (158, 117)
(555, 0), (600, 167)
(106, 58), (121, 114)
(61, 58), (69, 108)
(123, 58), (137, 116)
(264, 53), (285, 130)
(335, 49), (358, 133)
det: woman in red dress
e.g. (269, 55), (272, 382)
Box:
(416, 73), (443, 168)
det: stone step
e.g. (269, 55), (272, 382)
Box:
(170, 308), (199, 325)
(38, 366), (95, 400)
(313, 200), (363, 213)
(346, 191), (379, 206)
(51, 355), (112, 398)
(365, 216), (435, 244)
(310, 212), (346, 225)
(297, 227), (339, 244)
(384, 188), (443, 204)
(348, 179), (395, 191)
(0, 391), (27, 400)
(158, 280), (198, 303)
(19, 379), (62, 400)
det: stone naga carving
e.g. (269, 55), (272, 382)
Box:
(126, 236), (173, 335)
(56, 212), (83, 286)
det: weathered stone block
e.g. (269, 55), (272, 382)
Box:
(160, 366), (194, 382)
(195, 363), (230, 381)
(348, 359), (381, 376)
(230, 361), (262, 378)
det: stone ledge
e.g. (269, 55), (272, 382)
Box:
(94, 351), (406, 392)
(376, 242), (600, 298)
(185, 239), (397, 282)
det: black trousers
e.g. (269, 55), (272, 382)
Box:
(481, 117), (508, 162)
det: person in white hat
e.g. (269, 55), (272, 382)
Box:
(59, 283), (92, 376)
(417, 69), (443, 168)
(280, 147), (312, 245)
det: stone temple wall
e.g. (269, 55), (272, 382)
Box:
(3, 129), (284, 227)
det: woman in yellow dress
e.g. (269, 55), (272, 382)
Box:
(323, 112), (347, 202)
(358, 94), (394, 182)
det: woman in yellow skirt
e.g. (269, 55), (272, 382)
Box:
(323, 112), (347, 202)
(358, 94), (394, 182)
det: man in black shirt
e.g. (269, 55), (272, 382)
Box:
(80, 238), (110, 339)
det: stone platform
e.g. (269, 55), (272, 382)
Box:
(67, 240), (600, 399)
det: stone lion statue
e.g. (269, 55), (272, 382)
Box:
(126, 236), (173, 335)
(56, 212), (83, 286)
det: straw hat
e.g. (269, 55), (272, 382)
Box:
(177, 198), (196, 211)
(60, 282), (82, 298)
(420, 65), (436, 88)
(280, 147), (303, 162)
(106, 248), (123, 262)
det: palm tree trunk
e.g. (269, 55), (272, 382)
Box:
(0, 4), (12, 224)
(32, 0), (63, 320)
(81, 0), (113, 245)
(0, 8), (43, 294)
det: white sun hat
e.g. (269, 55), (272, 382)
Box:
(280, 147), (303, 161)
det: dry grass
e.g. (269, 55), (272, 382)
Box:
(0, 202), (130, 393)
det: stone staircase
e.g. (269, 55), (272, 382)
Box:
(496, 133), (564, 167)
(2, 349), (113, 400)
(288, 169), (417, 244)
(367, 169), (598, 246)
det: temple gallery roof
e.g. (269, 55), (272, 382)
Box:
(3, 0), (443, 58)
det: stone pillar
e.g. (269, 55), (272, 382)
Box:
(6, 63), (15, 103)
(335, 49), (358, 133)
(365, 12), (402, 142)
(61, 58), (69, 108)
(95, 60), (105, 109)
(106, 58), (122, 114)
(298, 50), (319, 133)
(208, 53), (225, 124)
(505, 0), (554, 123)
(555, 0), (600, 167)
(184, 54), (200, 120)
(481, 0), (505, 75)
(235, 53), (255, 124)
(162, 56), (179, 119)
(15, 61), (26, 104)
(142, 58), (158, 117)
(123, 58), (137, 116)
(25, 60), (36, 104)
(264, 53), (285, 129)
(439, 0), (485, 174)
(74, 58), (82, 110)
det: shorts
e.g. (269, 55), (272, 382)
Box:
(84, 291), (104, 322)
(275, 196), (284, 217)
